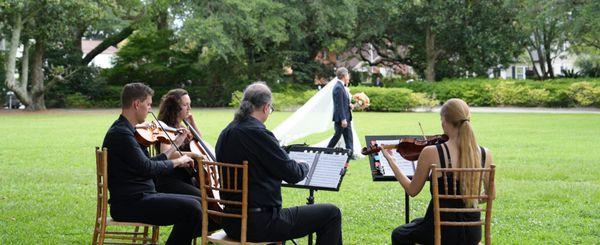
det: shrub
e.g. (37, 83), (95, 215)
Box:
(566, 82), (600, 106)
(381, 78), (600, 107)
(65, 93), (93, 108)
(350, 86), (438, 111)
(229, 89), (317, 111)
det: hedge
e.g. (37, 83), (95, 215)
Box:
(59, 78), (600, 110)
(229, 86), (438, 112)
(385, 78), (600, 107)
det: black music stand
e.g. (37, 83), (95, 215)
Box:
(283, 146), (350, 245)
(365, 135), (427, 224)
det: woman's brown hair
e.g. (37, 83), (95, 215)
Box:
(158, 89), (188, 127)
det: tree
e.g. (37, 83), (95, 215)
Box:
(513, 0), (576, 80)
(1, 0), (144, 110)
(569, 0), (599, 51)
(355, 0), (523, 81)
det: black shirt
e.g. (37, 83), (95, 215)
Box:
(215, 116), (309, 208)
(102, 115), (174, 202)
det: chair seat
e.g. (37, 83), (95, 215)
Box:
(207, 230), (278, 245)
(100, 217), (157, 227)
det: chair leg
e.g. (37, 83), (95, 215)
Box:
(133, 226), (140, 244)
(151, 226), (160, 244)
(142, 226), (150, 244)
(98, 223), (106, 245)
(92, 222), (100, 245)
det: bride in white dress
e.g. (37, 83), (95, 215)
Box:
(272, 78), (363, 158)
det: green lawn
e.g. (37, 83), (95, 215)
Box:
(1, 109), (599, 244)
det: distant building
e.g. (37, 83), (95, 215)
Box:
(489, 42), (580, 80)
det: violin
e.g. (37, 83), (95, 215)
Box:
(361, 134), (449, 161)
(134, 112), (198, 178)
(134, 121), (187, 147)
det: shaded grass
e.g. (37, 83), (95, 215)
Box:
(0, 109), (599, 244)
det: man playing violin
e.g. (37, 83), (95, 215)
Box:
(102, 83), (204, 244)
(154, 88), (221, 231)
(216, 82), (343, 244)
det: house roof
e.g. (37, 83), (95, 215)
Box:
(81, 40), (118, 55)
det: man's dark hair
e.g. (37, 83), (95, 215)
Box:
(121, 83), (154, 109)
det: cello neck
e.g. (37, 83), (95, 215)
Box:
(183, 119), (216, 161)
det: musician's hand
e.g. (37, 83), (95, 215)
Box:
(185, 152), (202, 159)
(341, 119), (348, 128)
(173, 128), (190, 147)
(173, 155), (194, 168)
(349, 103), (355, 110)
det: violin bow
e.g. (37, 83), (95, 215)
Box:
(148, 111), (198, 174)
(418, 122), (426, 140)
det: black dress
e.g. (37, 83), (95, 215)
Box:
(153, 139), (201, 196)
(391, 143), (486, 245)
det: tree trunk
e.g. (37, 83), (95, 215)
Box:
(533, 30), (548, 80)
(425, 26), (437, 81)
(4, 14), (33, 105)
(28, 39), (46, 111)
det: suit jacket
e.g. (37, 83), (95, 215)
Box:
(332, 79), (352, 122)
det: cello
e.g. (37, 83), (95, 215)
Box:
(183, 118), (224, 221)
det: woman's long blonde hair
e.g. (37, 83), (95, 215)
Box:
(441, 98), (481, 207)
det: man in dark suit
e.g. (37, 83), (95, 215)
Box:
(327, 67), (354, 155)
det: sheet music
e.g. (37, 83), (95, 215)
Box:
(284, 150), (347, 189)
(308, 153), (346, 189)
(286, 151), (318, 185)
(376, 139), (416, 177)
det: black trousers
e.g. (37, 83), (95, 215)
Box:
(222, 204), (342, 245)
(110, 192), (202, 245)
(327, 121), (353, 152)
(155, 176), (221, 231)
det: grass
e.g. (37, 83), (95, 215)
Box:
(0, 109), (599, 244)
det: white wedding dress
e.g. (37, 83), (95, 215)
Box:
(272, 78), (363, 158)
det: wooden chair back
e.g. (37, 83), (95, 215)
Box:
(431, 164), (496, 245)
(198, 160), (248, 244)
(92, 147), (159, 245)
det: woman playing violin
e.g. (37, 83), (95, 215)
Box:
(382, 98), (494, 245)
(153, 88), (206, 196)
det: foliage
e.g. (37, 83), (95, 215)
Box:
(575, 53), (600, 77)
(386, 78), (600, 107)
(106, 28), (201, 87)
(0, 0), (145, 110)
(65, 93), (93, 108)
(350, 86), (437, 111)
(565, 82), (600, 107)
(569, 0), (600, 51)
(354, 0), (523, 81)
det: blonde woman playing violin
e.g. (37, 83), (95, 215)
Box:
(382, 98), (494, 245)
